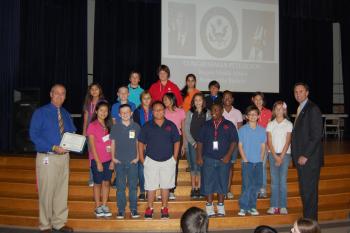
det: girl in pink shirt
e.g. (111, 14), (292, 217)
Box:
(87, 101), (114, 217)
(83, 83), (104, 187)
(163, 92), (186, 200)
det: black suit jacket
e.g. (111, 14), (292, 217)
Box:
(291, 100), (324, 169)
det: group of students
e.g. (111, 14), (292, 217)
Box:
(180, 207), (321, 233)
(83, 64), (294, 219)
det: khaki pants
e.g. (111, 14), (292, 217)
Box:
(36, 153), (69, 230)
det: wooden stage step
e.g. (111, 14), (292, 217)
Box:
(0, 154), (349, 231)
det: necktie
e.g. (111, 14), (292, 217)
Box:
(57, 108), (65, 136)
(294, 105), (302, 125)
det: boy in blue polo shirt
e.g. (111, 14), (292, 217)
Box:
(110, 104), (141, 219)
(138, 101), (180, 219)
(197, 103), (238, 217)
(238, 105), (266, 216)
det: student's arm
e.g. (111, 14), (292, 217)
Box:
(131, 139), (139, 164)
(82, 110), (89, 136)
(111, 139), (120, 164)
(138, 141), (145, 164)
(89, 135), (103, 172)
(196, 142), (204, 166)
(184, 112), (196, 146)
(260, 143), (266, 162)
(222, 142), (235, 164)
(238, 143), (248, 163)
(173, 141), (180, 161)
(180, 119), (186, 156)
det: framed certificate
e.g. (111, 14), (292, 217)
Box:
(60, 132), (86, 153)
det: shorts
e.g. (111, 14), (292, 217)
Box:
(91, 160), (113, 184)
(201, 156), (231, 195)
(143, 156), (176, 191)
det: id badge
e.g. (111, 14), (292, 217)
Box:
(102, 134), (110, 142)
(129, 130), (135, 139)
(213, 141), (219, 150)
(43, 156), (49, 165)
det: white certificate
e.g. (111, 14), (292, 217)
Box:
(60, 132), (86, 153)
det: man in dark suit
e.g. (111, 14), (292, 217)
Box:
(291, 82), (324, 220)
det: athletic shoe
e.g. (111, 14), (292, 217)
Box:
(94, 206), (104, 217)
(195, 189), (201, 198)
(131, 210), (140, 218)
(279, 208), (288, 215)
(157, 195), (162, 200)
(88, 181), (94, 187)
(144, 207), (153, 219)
(161, 207), (170, 219)
(190, 189), (196, 199)
(116, 211), (125, 219)
(216, 203), (225, 217)
(226, 192), (234, 199)
(101, 205), (112, 217)
(267, 207), (279, 215)
(248, 208), (259, 216)
(169, 192), (176, 200)
(205, 203), (215, 217)
(238, 209), (246, 216)
(138, 193), (146, 201)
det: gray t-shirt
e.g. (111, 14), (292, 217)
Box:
(110, 121), (141, 163)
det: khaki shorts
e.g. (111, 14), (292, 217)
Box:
(144, 156), (176, 190)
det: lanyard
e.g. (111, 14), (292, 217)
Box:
(213, 119), (223, 140)
(90, 102), (96, 115)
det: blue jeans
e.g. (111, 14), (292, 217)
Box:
(239, 162), (263, 210)
(269, 153), (291, 208)
(201, 157), (231, 195)
(115, 162), (138, 212)
(138, 162), (145, 193)
(187, 143), (200, 176)
(261, 151), (268, 191)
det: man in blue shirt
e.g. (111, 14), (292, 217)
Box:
(30, 84), (76, 233)
(197, 103), (238, 217)
(138, 101), (180, 220)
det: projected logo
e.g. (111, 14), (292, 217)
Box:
(200, 7), (238, 58)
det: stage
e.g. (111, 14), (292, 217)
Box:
(0, 140), (349, 232)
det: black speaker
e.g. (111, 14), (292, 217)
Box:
(13, 88), (40, 153)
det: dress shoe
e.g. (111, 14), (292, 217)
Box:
(53, 225), (74, 232)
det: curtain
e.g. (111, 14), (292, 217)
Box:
(18, 0), (87, 113)
(0, 0), (20, 152)
(93, 0), (161, 102)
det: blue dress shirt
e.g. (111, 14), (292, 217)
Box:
(29, 103), (76, 152)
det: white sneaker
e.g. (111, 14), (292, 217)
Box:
(280, 207), (288, 215)
(205, 203), (215, 217)
(101, 205), (112, 217)
(248, 208), (259, 216)
(216, 203), (225, 216)
(169, 192), (176, 200)
(238, 209), (246, 216)
(157, 195), (162, 200)
(226, 192), (234, 199)
(267, 207), (278, 215)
